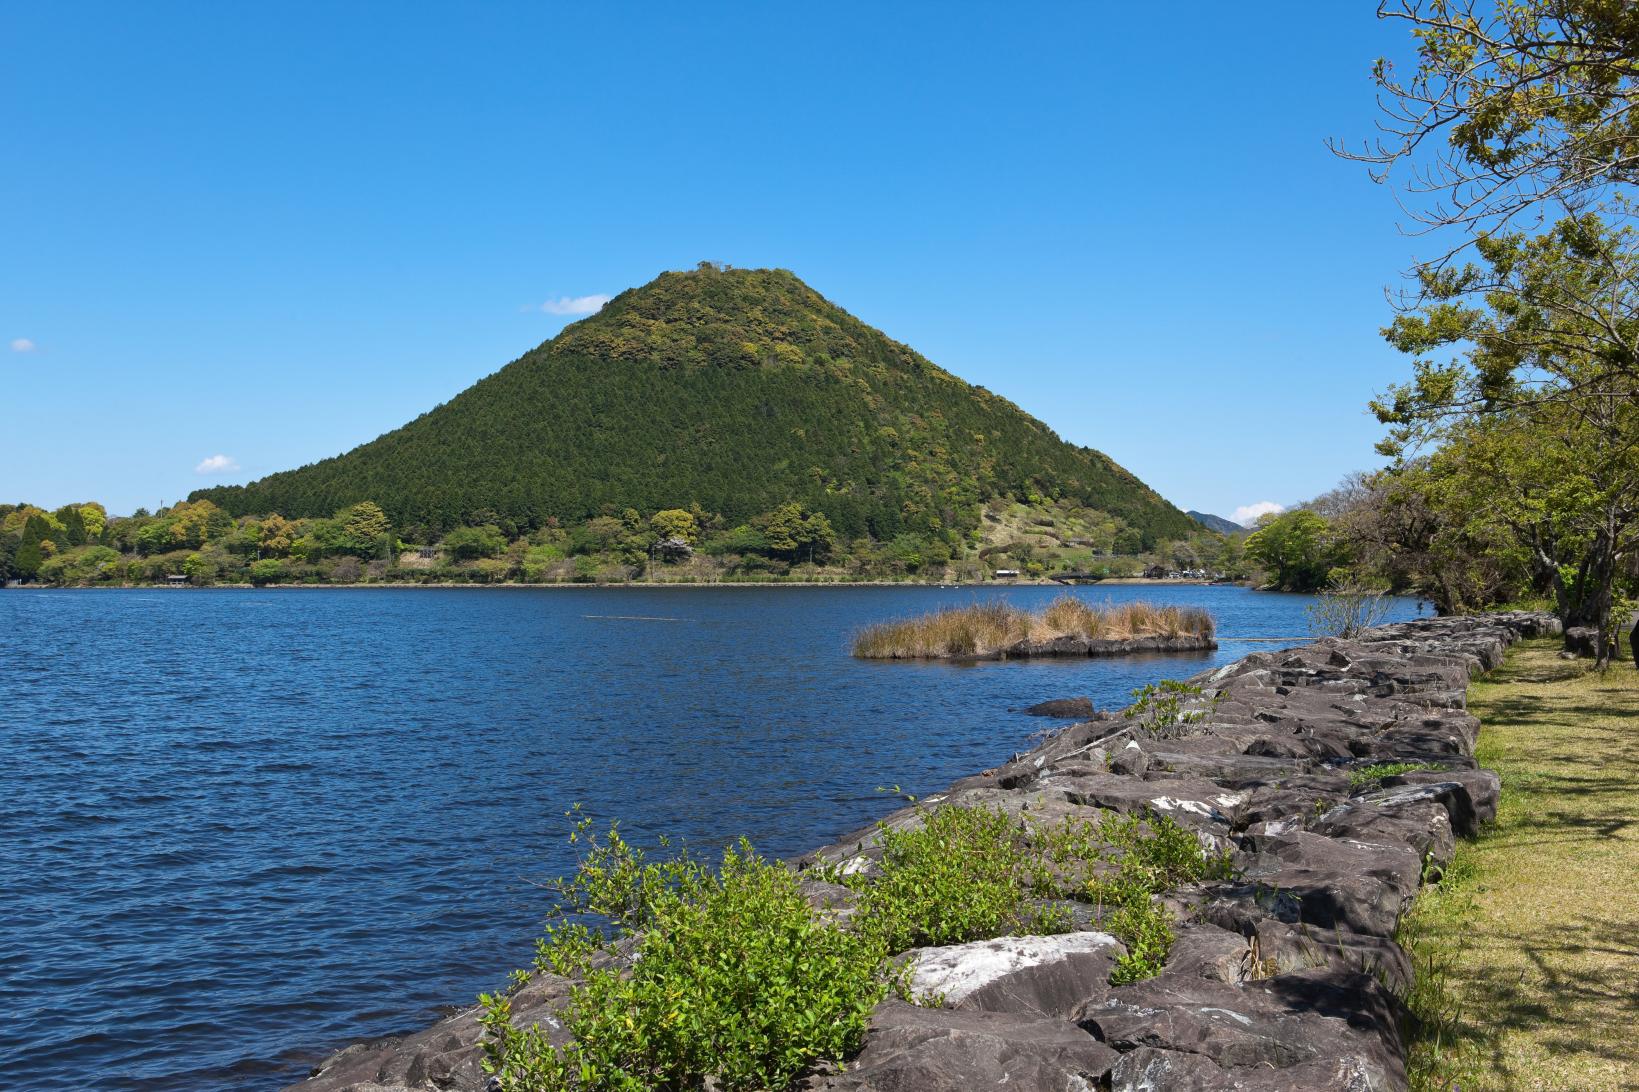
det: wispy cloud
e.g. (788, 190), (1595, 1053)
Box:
(9, 338), (36, 353)
(195, 454), (241, 475)
(1231, 501), (1285, 527)
(534, 294), (611, 316)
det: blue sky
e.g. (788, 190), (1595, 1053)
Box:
(2, 3), (1428, 522)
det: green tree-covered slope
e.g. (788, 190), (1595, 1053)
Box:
(193, 265), (1192, 544)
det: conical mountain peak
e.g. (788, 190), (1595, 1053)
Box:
(194, 265), (1191, 546)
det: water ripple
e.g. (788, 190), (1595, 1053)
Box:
(0, 584), (1422, 1090)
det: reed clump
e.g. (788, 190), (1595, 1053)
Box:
(851, 595), (1214, 659)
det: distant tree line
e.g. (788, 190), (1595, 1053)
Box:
(0, 492), (1241, 589)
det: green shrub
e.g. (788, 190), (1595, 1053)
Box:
(850, 805), (1067, 953)
(1127, 679), (1220, 734)
(37, 544), (121, 585)
(1106, 895), (1176, 984)
(480, 822), (884, 1091)
(480, 806), (1233, 1089)
(248, 558), (285, 585)
(442, 524), (508, 560)
(1038, 812), (1230, 983)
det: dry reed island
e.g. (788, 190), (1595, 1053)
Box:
(850, 597), (1216, 660)
(290, 611), (1556, 1092)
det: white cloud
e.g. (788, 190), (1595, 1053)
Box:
(1231, 501), (1286, 527)
(194, 454), (240, 475)
(10, 338), (36, 353)
(536, 294), (611, 316)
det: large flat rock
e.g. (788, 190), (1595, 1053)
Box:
(904, 931), (1122, 1017)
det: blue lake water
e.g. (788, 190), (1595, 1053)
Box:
(0, 584), (1427, 1090)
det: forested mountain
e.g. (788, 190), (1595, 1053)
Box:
(1187, 511), (1245, 535)
(193, 264), (1193, 544)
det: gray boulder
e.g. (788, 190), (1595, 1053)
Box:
(1022, 696), (1096, 718)
(1565, 625), (1599, 657)
(904, 931), (1122, 1017)
(801, 1000), (1118, 1091)
(289, 972), (575, 1091)
(1079, 966), (1406, 1087)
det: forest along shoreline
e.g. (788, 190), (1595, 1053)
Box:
(287, 611), (1553, 1092)
(5, 576), (1246, 591)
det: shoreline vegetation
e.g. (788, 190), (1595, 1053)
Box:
(0, 497), (1252, 591)
(851, 596), (1216, 659)
(17, 576), (1242, 592)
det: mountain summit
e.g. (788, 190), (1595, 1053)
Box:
(194, 264), (1192, 543)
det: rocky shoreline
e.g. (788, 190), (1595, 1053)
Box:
(971, 633), (1216, 660)
(288, 611), (1557, 1092)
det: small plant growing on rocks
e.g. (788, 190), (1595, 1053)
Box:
(1037, 812), (1231, 983)
(481, 805), (1237, 1088)
(1127, 679), (1220, 735)
(847, 804), (1070, 952)
(1348, 761), (1438, 789)
(479, 816), (885, 1091)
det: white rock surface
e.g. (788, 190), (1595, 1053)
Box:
(907, 931), (1121, 1005)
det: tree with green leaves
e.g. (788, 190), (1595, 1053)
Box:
(14, 513), (54, 579)
(763, 502), (837, 564)
(341, 500), (390, 542)
(1377, 212), (1639, 661)
(442, 524), (507, 561)
(649, 508), (699, 544)
(1340, 1), (1639, 239)
(1242, 510), (1348, 592)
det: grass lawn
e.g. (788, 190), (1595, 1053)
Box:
(1402, 638), (1639, 1090)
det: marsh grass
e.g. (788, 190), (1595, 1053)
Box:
(851, 595), (1214, 658)
(1400, 640), (1639, 1090)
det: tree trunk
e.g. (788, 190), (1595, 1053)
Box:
(1575, 529), (1618, 668)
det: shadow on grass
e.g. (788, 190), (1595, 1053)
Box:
(1452, 912), (1639, 1074)
(1405, 644), (1639, 1087)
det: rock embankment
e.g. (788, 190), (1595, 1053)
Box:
(288, 611), (1556, 1092)
(971, 633), (1216, 661)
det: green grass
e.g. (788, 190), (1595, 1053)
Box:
(1400, 640), (1639, 1090)
(1348, 761), (1438, 788)
(850, 596), (1214, 659)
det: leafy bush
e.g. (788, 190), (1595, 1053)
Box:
(481, 805), (1233, 1089)
(36, 545), (121, 585)
(701, 524), (769, 556)
(442, 524), (508, 560)
(849, 805), (1066, 953)
(520, 543), (566, 582)
(1127, 680), (1220, 734)
(480, 823), (884, 1092)
(247, 558), (285, 585)
(1037, 811), (1230, 983)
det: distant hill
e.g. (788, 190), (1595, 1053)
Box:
(194, 264), (1195, 544)
(1187, 511), (1245, 535)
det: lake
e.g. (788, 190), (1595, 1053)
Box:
(0, 583), (1426, 1090)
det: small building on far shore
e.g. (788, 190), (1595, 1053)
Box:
(164, 574), (188, 586)
(993, 568), (1021, 579)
